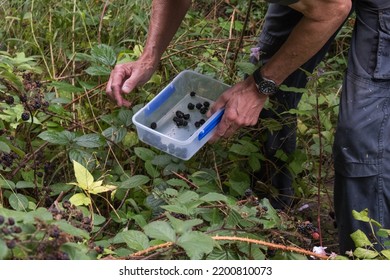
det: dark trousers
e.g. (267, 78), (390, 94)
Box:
(252, 4), (338, 209)
(333, 1), (390, 254)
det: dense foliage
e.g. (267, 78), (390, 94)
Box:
(1, 0), (389, 260)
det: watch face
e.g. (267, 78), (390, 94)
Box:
(259, 80), (277, 95)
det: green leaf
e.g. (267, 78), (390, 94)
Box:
(0, 239), (9, 260)
(178, 191), (199, 203)
(0, 179), (16, 190)
(23, 207), (53, 223)
(117, 109), (133, 127)
(102, 126), (127, 143)
(114, 230), (149, 251)
(134, 147), (156, 161)
(68, 149), (94, 166)
(248, 154), (261, 172)
(38, 131), (73, 145)
(50, 81), (84, 93)
(69, 193), (91, 206)
(151, 155), (173, 166)
(351, 229), (373, 248)
(61, 243), (91, 260)
(381, 249), (390, 260)
(54, 220), (90, 239)
(352, 209), (382, 227)
(85, 65), (111, 76)
(91, 44), (116, 66)
(353, 247), (379, 259)
(8, 193), (29, 211)
(143, 221), (176, 242)
(0, 141), (10, 153)
(200, 192), (227, 202)
(228, 168), (250, 196)
(145, 161), (159, 178)
(74, 133), (103, 148)
(236, 62), (257, 75)
(15, 181), (35, 189)
(167, 213), (203, 234)
(161, 205), (190, 216)
(166, 178), (189, 188)
(177, 231), (214, 260)
(120, 175), (150, 190)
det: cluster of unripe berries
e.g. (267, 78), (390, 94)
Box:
(297, 221), (320, 240)
(243, 188), (269, 217)
(0, 151), (18, 169)
(0, 215), (22, 250)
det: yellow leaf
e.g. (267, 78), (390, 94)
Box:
(89, 184), (117, 195)
(73, 160), (94, 191)
(69, 193), (91, 206)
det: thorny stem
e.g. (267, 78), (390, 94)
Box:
(315, 89), (323, 247)
(126, 236), (329, 260)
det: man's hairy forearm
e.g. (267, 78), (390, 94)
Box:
(142, 0), (191, 64)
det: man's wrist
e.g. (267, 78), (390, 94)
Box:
(252, 67), (279, 96)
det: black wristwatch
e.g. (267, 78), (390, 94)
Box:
(252, 67), (278, 96)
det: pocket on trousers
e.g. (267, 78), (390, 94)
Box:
(334, 161), (378, 178)
(373, 9), (390, 79)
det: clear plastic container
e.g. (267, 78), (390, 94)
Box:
(132, 70), (230, 160)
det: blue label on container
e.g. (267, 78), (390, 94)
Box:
(144, 84), (176, 116)
(198, 109), (224, 141)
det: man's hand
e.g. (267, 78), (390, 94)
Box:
(105, 59), (156, 107)
(207, 75), (267, 142)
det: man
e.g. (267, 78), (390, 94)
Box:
(107, 0), (349, 210)
(107, 0), (390, 254)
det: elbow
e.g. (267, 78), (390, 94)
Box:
(299, 0), (352, 25)
(335, 1), (352, 22)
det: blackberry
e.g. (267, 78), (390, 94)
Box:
(150, 122), (157, 129)
(0, 215), (4, 225)
(95, 245), (104, 254)
(183, 114), (190, 120)
(8, 217), (15, 226)
(11, 226), (22, 234)
(195, 121), (201, 128)
(187, 103), (195, 110)
(175, 110), (184, 118)
(6, 239), (16, 249)
(62, 200), (71, 209)
(203, 101), (210, 108)
(199, 119), (206, 125)
(190, 91), (196, 97)
(49, 226), (60, 238)
(244, 188), (253, 197)
(1, 227), (11, 235)
(33, 101), (41, 110)
(297, 225), (305, 234)
(20, 94), (28, 103)
(5, 95), (14, 105)
(200, 107), (208, 114)
(196, 103), (203, 110)
(21, 112), (30, 121)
